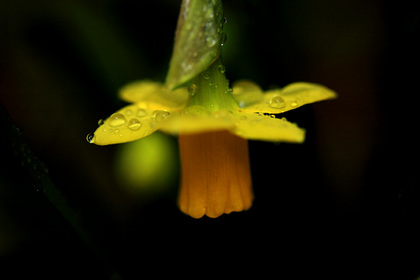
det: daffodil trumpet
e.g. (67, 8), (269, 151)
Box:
(178, 130), (252, 218)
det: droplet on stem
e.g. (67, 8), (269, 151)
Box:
(201, 72), (210, 80)
(188, 84), (197, 96)
(218, 64), (226, 74)
(220, 31), (227, 47)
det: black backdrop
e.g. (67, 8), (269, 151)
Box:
(1, 0), (419, 279)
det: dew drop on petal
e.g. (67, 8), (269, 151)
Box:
(109, 113), (126, 127)
(232, 81), (263, 108)
(290, 100), (298, 107)
(269, 96), (286, 109)
(128, 118), (142, 131)
(137, 108), (147, 117)
(97, 119), (104, 126)
(154, 110), (170, 122)
(86, 133), (95, 143)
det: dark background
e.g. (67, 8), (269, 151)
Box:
(1, 0), (419, 279)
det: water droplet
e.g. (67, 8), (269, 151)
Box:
(220, 32), (227, 47)
(86, 133), (95, 143)
(97, 119), (104, 126)
(125, 109), (133, 116)
(218, 65), (226, 74)
(109, 113), (126, 127)
(128, 118), (142, 131)
(225, 88), (233, 94)
(232, 81), (263, 108)
(203, 15), (217, 48)
(269, 96), (286, 109)
(201, 72), (210, 80)
(137, 108), (147, 117)
(290, 100), (298, 107)
(114, 129), (120, 134)
(154, 110), (170, 122)
(188, 84), (197, 96)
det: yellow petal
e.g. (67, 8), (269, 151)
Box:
(91, 104), (172, 145)
(231, 80), (264, 108)
(178, 131), (253, 218)
(159, 106), (235, 135)
(239, 82), (337, 114)
(232, 113), (305, 143)
(119, 80), (189, 110)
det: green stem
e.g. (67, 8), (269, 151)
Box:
(188, 58), (238, 113)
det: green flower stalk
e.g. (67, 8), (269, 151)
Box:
(166, 0), (225, 89)
(87, 0), (336, 218)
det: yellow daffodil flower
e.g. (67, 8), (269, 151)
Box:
(87, 57), (336, 218)
(87, 0), (336, 218)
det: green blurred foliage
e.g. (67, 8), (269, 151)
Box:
(1, 0), (419, 279)
(114, 132), (179, 200)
